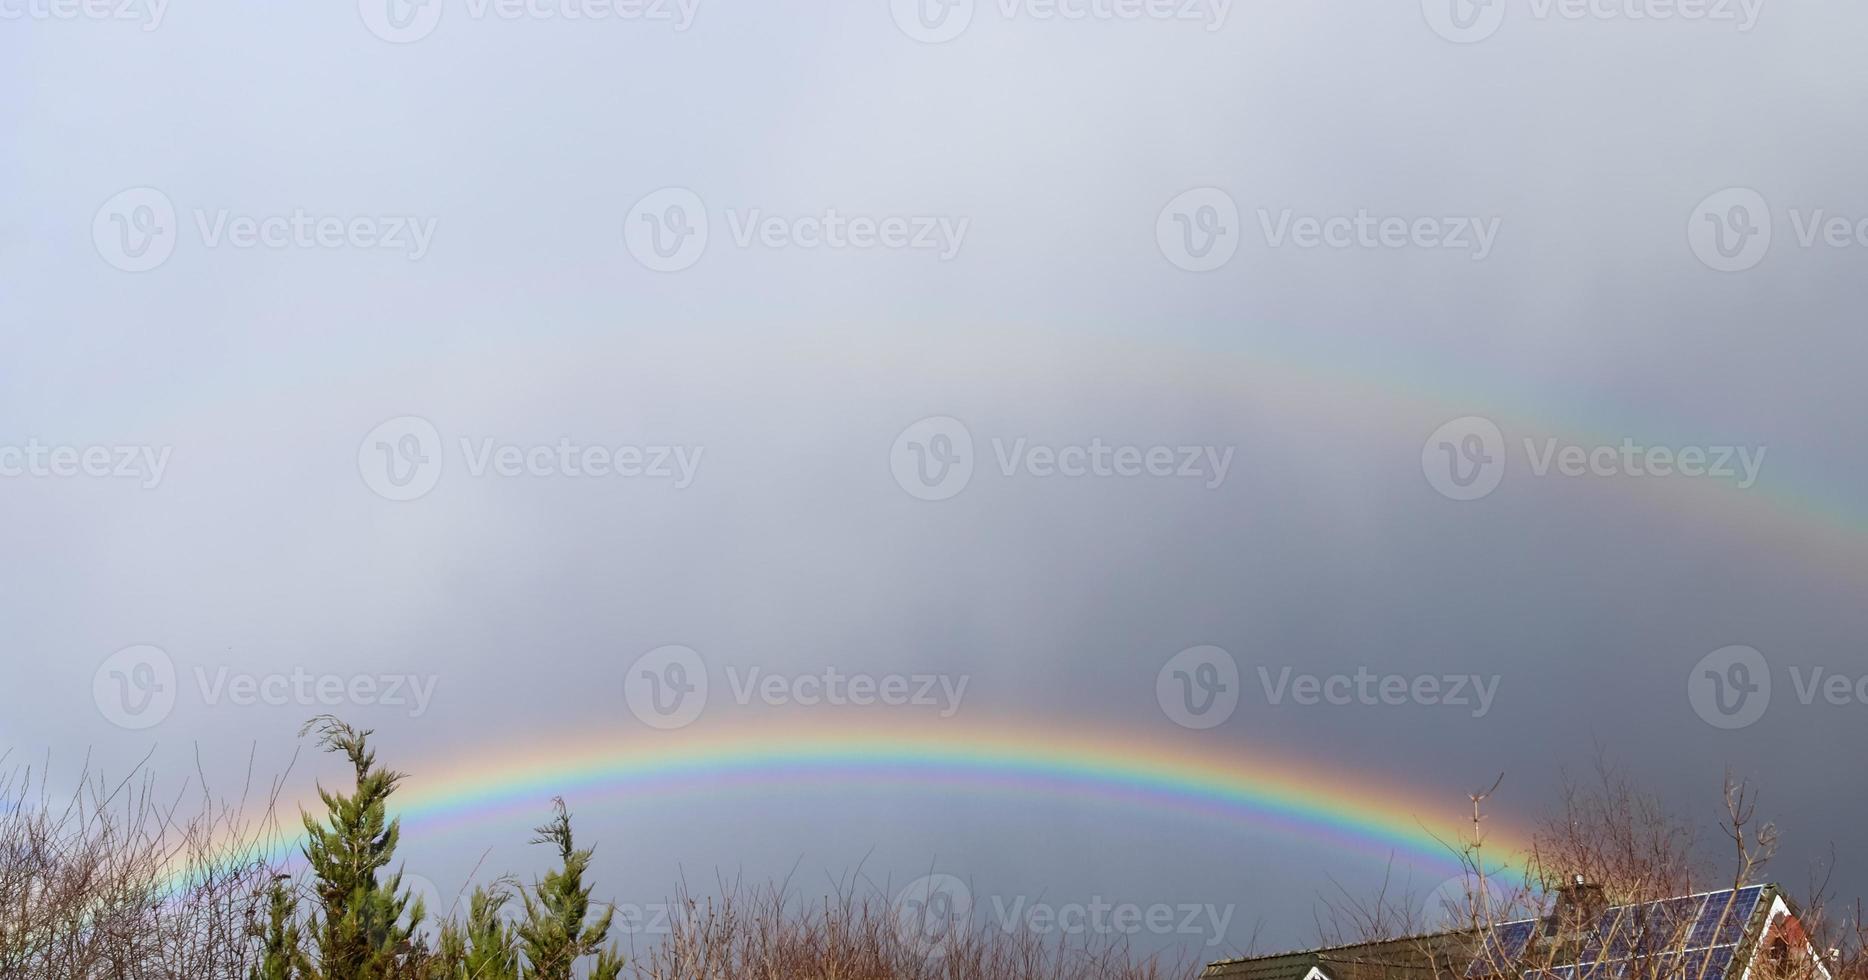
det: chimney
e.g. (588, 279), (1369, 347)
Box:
(1547, 875), (1607, 936)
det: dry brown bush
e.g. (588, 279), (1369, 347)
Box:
(0, 752), (1188, 979)
(625, 881), (1188, 980)
(0, 751), (293, 980)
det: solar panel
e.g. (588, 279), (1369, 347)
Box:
(1702, 947), (1737, 979)
(1692, 887), (1764, 948)
(1589, 894), (1701, 961)
(1574, 958), (1625, 980)
(1463, 887), (1765, 980)
(1648, 945), (1736, 980)
(1656, 894), (1712, 940)
(1723, 888), (1766, 943)
(1468, 920), (1539, 977)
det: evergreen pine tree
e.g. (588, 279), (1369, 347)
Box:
(514, 799), (624, 980)
(298, 716), (427, 980)
(250, 876), (309, 980)
(428, 882), (523, 980)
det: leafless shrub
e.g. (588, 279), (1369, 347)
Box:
(0, 749), (293, 980)
(0, 752), (1188, 979)
(627, 878), (1189, 980)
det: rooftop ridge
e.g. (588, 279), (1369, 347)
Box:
(1205, 928), (1475, 969)
(1208, 884), (1782, 980)
(1482, 883), (1769, 930)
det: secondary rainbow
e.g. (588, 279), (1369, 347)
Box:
(124, 322), (1868, 578)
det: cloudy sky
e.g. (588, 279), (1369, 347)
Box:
(4, 0), (1867, 964)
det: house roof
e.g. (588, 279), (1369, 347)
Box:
(1465, 885), (1781, 980)
(1204, 931), (1477, 980)
(1206, 885), (1794, 980)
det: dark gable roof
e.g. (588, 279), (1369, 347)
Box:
(1205, 932), (1477, 980)
(1207, 886), (1785, 980)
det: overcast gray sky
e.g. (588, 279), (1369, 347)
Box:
(4, 0), (1868, 964)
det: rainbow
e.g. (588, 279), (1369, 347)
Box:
(122, 321), (1868, 580)
(165, 721), (1533, 894)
